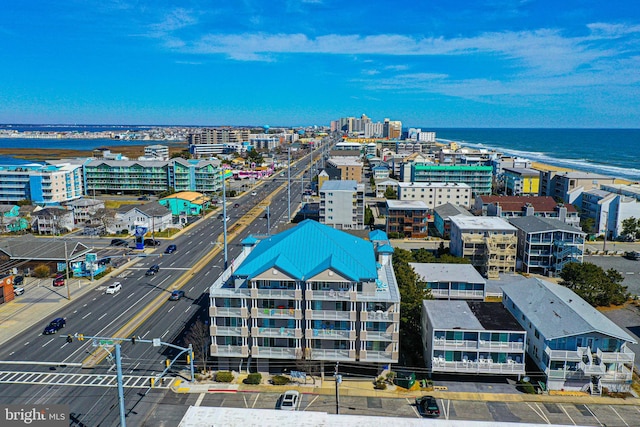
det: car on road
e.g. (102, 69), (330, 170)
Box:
(137, 195), (149, 201)
(276, 390), (300, 411)
(110, 238), (129, 247)
(14, 286), (25, 296)
(217, 214), (230, 221)
(169, 290), (185, 301)
(415, 395), (440, 417)
(145, 264), (160, 276)
(624, 251), (640, 260)
(144, 238), (161, 246)
(52, 275), (65, 287)
(106, 282), (122, 294)
(165, 244), (177, 254)
(251, 191), (257, 196)
(233, 203), (240, 208)
(43, 317), (66, 335)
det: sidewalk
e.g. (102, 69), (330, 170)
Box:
(170, 377), (640, 406)
(0, 254), (146, 347)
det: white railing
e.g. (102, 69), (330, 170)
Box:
(209, 250), (250, 293)
(361, 350), (395, 362)
(432, 359), (525, 374)
(430, 289), (484, 299)
(478, 340), (524, 351)
(602, 365), (633, 382)
(214, 307), (244, 317)
(363, 330), (393, 341)
(212, 345), (246, 357)
(308, 289), (352, 301)
(433, 338), (524, 351)
(253, 288), (297, 299)
(309, 349), (352, 360)
(545, 348), (582, 361)
(597, 347), (635, 364)
(254, 327), (296, 338)
(256, 308), (297, 319)
(362, 311), (392, 321)
(579, 360), (606, 375)
(308, 310), (351, 320)
(253, 347), (298, 359)
(311, 329), (351, 339)
(214, 326), (243, 336)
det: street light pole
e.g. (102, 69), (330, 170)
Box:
(64, 240), (71, 300)
(222, 170), (228, 269)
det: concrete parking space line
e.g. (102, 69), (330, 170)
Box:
(608, 405), (629, 427)
(303, 394), (319, 412)
(251, 393), (261, 409)
(442, 398), (452, 420)
(405, 397), (420, 418)
(526, 402), (550, 424)
(194, 393), (205, 407)
(583, 404), (604, 427)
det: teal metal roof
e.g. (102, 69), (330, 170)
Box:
(241, 236), (258, 245)
(234, 219), (378, 281)
(368, 229), (388, 242)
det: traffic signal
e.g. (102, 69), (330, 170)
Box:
(131, 336), (136, 345)
(66, 335), (73, 343)
(78, 334), (84, 341)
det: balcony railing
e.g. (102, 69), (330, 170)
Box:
(252, 327), (300, 338)
(251, 346), (298, 359)
(210, 325), (244, 336)
(430, 289), (484, 299)
(252, 288), (297, 299)
(307, 310), (352, 321)
(254, 307), (299, 319)
(432, 358), (525, 374)
(210, 306), (246, 317)
(309, 328), (352, 340)
(210, 344), (248, 357)
(307, 349), (353, 361)
(597, 347), (635, 364)
(305, 289), (354, 301)
(360, 350), (396, 363)
(545, 348), (582, 361)
(433, 338), (524, 351)
(362, 330), (394, 341)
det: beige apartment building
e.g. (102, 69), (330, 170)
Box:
(449, 216), (517, 279)
(326, 157), (363, 182)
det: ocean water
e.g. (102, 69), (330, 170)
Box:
(432, 128), (640, 182)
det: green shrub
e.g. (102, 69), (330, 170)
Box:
(215, 371), (234, 383)
(271, 375), (290, 386)
(243, 373), (262, 385)
(373, 377), (387, 390)
(518, 380), (536, 394)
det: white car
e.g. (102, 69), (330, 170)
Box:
(251, 191), (257, 196)
(277, 390), (300, 411)
(106, 282), (122, 294)
(14, 286), (25, 296)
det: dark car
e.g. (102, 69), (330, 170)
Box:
(144, 238), (161, 246)
(145, 264), (160, 276)
(13, 275), (24, 286)
(137, 195), (149, 201)
(233, 203), (240, 208)
(169, 290), (185, 301)
(416, 396), (440, 418)
(624, 251), (640, 260)
(165, 244), (177, 254)
(110, 238), (129, 247)
(43, 317), (66, 335)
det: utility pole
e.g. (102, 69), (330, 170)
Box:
(334, 362), (341, 415)
(64, 240), (71, 300)
(222, 170), (228, 269)
(287, 146), (291, 221)
(114, 343), (127, 427)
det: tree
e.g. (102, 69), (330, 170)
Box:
(33, 264), (51, 278)
(621, 217), (639, 240)
(369, 175), (375, 187)
(384, 186), (397, 200)
(559, 262), (629, 307)
(184, 318), (211, 372)
(413, 248), (436, 263)
(580, 217), (596, 234)
(246, 148), (263, 165)
(392, 248), (432, 366)
(364, 206), (374, 227)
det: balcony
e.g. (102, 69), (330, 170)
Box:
(251, 346), (298, 359)
(306, 348), (354, 361)
(251, 327), (302, 339)
(597, 346), (635, 364)
(252, 288), (298, 299)
(306, 309), (354, 321)
(209, 306), (247, 318)
(253, 307), (301, 319)
(359, 350), (397, 363)
(432, 358), (525, 374)
(360, 310), (397, 321)
(545, 347), (582, 361)
(209, 325), (247, 337)
(430, 289), (484, 299)
(305, 289), (354, 301)
(210, 344), (249, 357)
(361, 330), (395, 341)
(307, 328), (354, 340)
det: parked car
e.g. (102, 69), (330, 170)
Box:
(624, 251), (640, 260)
(165, 244), (177, 254)
(144, 238), (161, 246)
(106, 282), (122, 294)
(52, 275), (65, 287)
(110, 238), (129, 247)
(43, 317), (66, 335)
(276, 390), (300, 411)
(145, 264), (160, 276)
(13, 275), (24, 286)
(169, 290), (185, 301)
(137, 195), (149, 201)
(14, 286), (25, 296)
(415, 396), (440, 418)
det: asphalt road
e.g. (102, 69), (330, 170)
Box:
(0, 143), (326, 426)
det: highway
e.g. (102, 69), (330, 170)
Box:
(0, 142), (328, 426)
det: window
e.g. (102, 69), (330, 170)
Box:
(534, 329), (540, 339)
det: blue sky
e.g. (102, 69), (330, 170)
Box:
(1, 1), (639, 128)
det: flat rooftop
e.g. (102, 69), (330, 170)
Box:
(424, 300), (524, 332)
(450, 215), (517, 231)
(410, 263), (485, 284)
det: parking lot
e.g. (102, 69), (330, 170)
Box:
(152, 390), (640, 426)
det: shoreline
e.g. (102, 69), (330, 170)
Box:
(0, 144), (187, 162)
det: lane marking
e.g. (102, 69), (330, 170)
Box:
(161, 329), (169, 338)
(141, 330), (150, 339)
(81, 312), (92, 319)
(188, 286), (194, 292)
(98, 313), (108, 321)
(168, 306), (175, 313)
(195, 393), (205, 407)
(185, 306), (191, 312)
(609, 405), (629, 427)
(23, 341), (30, 346)
(127, 293), (134, 299)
